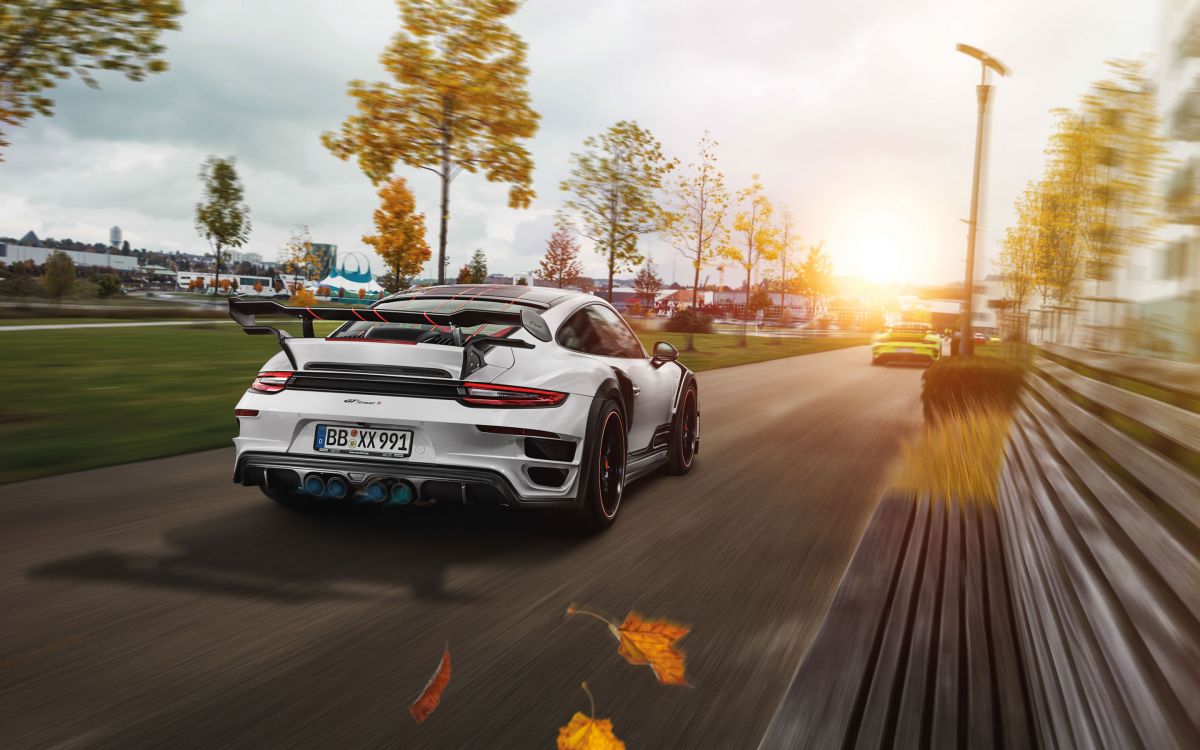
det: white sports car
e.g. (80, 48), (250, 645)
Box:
(228, 285), (699, 530)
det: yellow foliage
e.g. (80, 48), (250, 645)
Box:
(288, 287), (316, 307)
(892, 410), (1012, 504)
(362, 177), (429, 291)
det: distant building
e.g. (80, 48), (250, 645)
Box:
(1147, 0), (1200, 358)
(230, 251), (264, 265)
(109, 226), (122, 249)
(0, 242), (138, 272)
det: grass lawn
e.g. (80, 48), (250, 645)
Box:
(0, 317), (204, 327)
(636, 331), (867, 372)
(0, 325), (865, 484)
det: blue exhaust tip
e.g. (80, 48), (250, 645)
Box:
(303, 475), (326, 496)
(389, 482), (414, 505)
(363, 481), (388, 504)
(325, 476), (349, 499)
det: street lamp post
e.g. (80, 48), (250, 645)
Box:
(956, 43), (1007, 356)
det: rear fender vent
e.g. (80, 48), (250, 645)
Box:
(525, 437), (577, 462)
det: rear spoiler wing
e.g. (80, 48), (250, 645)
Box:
(227, 297), (552, 376)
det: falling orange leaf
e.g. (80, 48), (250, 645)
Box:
(567, 606), (691, 686)
(410, 644), (451, 723)
(557, 682), (625, 750)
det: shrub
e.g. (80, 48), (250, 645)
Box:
(664, 308), (713, 334)
(921, 355), (1024, 422)
(97, 274), (122, 297)
(893, 409), (1011, 502)
(289, 287), (317, 306)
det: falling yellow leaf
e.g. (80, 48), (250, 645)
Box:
(557, 682), (625, 750)
(567, 606), (692, 686)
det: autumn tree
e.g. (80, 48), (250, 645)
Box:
(663, 132), (728, 309)
(361, 177), (430, 293)
(774, 207), (800, 308)
(724, 176), (779, 345)
(536, 227), (584, 288)
(559, 120), (675, 301)
(322, 0), (539, 285)
(998, 183), (1039, 341)
(796, 242), (833, 323)
(0, 0), (183, 160)
(194, 156), (251, 295)
(43, 250), (74, 298)
(279, 225), (317, 292)
(633, 258), (663, 310)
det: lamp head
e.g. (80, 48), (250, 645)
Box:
(956, 43), (1008, 78)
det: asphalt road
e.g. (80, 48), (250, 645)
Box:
(0, 346), (924, 749)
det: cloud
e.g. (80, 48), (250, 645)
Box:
(0, 0), (1158, 283)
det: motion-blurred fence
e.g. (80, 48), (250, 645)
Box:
(1000, 342), (1200, 747)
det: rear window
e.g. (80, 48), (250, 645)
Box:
(328, 299), (519, 344)
(889, 323), (932, 334)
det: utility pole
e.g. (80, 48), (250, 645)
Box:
(956, 43), (1007, 356)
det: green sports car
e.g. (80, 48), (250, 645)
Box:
(871, 322), (942, 366)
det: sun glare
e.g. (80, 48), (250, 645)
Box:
(854, 235), (902, 284)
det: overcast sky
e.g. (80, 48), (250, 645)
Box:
(0, 0), (1163, 284)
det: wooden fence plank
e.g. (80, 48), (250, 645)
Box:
(981, 485), (1038, 749)
(893, 497), (947, 747)
(1011, 409), (1152, 747)
(1021, 396), (1200, 741)
(1005, 425), (1104, 748)
(962, 500), (997, 749)
(1042, 341), (1200, 400)
(931, 498), (965, 748)
(1035, 357), (1200, 453)
(758, 492), (916, 748)
(1027, 372), (1200, 529)
(852, 496), (933, 749)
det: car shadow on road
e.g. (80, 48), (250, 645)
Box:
(29, 499), (584, 603)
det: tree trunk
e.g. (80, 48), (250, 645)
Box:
(741, 265), (751, 347)
(437, 157), (450, 286)
(687, 253), (701, 352)
(606, 218), (617, 304)
(213, 245), (221, 297)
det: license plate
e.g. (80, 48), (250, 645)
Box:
(314, 424), (412, 458)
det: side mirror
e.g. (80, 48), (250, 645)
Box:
(651, 340), (679, 367)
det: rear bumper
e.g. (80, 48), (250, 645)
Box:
(872, 343), (940, 362)
(233, 387), (591, 503)
(235, 451), (579, 508)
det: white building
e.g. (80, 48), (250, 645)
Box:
(1148, 0), (1200, 358)
(0, 242), (138, 272)
(230, 251), (264, 265)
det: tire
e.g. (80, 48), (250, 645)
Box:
(871, 356), (882, 366)
(665, 381), (699, 475)
(576, 399), (627, 532)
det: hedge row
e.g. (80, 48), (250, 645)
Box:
(921, 355), (1025, 422)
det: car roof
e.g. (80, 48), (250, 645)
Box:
(378, 284), (587, 310)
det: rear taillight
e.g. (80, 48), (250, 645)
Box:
(251, 371), (292, 393)
(460, 382), (567, 408)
